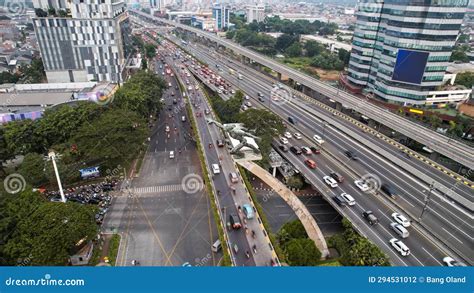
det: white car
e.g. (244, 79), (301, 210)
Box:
(313, 134), (325, 144)
(280, 137), (289, 144)
(323, 176), (338, 188)
(340, 193), (355, 206)
(169, 151), (175, 159)
(244, 95), (250, 100)
(211, 164), (220, 175)
(354, 180), (370, 192)
(294, 133), (302, 140)
(442, 256), (467, 267)
(389, 238), (410, 256)
(165, 125), (170, 133)
(217, 89), (223, 94)
(284, 132), (292, 139)
(391, 213), (411, 228)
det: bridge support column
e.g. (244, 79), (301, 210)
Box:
(272, 167), (277, 177)
(335, 102), (343, 111)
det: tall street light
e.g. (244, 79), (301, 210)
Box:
(418, 181), (435, 222)
(48, 151), (66, 203)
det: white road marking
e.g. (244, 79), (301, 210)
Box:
(421, 247), (442, 265)
(442, 228), (464, 244)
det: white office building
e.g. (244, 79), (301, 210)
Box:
(33, 0), (130, 83)
(246, 4), (265, 24)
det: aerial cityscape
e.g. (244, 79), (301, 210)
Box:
(0, 0), (472, 284)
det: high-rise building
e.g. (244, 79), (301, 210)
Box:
(246, 4), (265, 24)
(212, 4), (230, 31)
(346, 0), (469, 105)
(32, 0), (130, 83)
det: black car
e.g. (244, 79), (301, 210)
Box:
(258, 96), (265, 102)
(290, 146), (302, 155)
(381, 183), (397, 198)
(345, 150), (358, 160)
(333, 195), (346, 207)
(330, 172), (344, 183)
(229, 214), (241, 229)
(279, 144), (289, 152)
(362, 210), (379, 225)
(216, 139), (225, 147)
(288, 116), (296, 124)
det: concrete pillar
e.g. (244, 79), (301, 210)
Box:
(272, 167), (277, 177)
(335, 102), (343, 111)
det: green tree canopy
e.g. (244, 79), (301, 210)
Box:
(285, 42), (302, 58)
(455, 72), (474, 89)
(304, 41), (325, 57)
(284, 238), (322, 266)
(3, 198), (97, 265)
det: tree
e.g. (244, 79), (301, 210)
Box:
(20, 58), (45, 83)
(428, 115), (443, 129)
(58, 9), (68, 17)
(311, 54), (344, 70)
(338, 49), (351, 66)
(226, 30), (236, 39)
(280, 220), (308, 240)
(455, 72), (474, 89)
(3, 119), (43, 155)
(284, 238), (321, 266)
(211, 91), (243, 123)
(144, 43), (156, 59)
(286, 175), (304, 189)
(141, 58), (148, 70)
(35, 8), (48, 17)
(285, 42), (302, 58)
(276, 34), (299, 51)
(3, 200), (97, 265)
(18, 153), (47, 187)
(72, 108), (148, 170)
(113, 71), (166, 117)
(304, 41), (324, 57)
(0, 72), (20, 84)
(47, 8), (56, 16)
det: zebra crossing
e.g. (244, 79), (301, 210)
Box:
(130, 184), (183, 195)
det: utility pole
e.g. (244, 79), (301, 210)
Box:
(48, 151), (66, 203)
(419, 181), (435, 222)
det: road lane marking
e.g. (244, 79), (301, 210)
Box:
(421, 247), (442, 265)
(442, 228), (464, 244)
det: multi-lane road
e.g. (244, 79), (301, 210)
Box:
(166, 38), (473, 266)
(158, 42), (279, 266)
(130, 9), (474, 170)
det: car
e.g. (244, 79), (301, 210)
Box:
(330, 172), (344, 183)
(389, 238), (410, 256)
(257, 92), (263, 97)
(280, 137), (289, 144)
(278, 144), (289, 152)
(310, 146), (321, 154)
(294, 133), (302, 140)
(165, 125), (170, 132)
(442, 256), (467, 267)
(345, 150), (358, 160)
(181, 116), (186, 122)
(229, 214), (241, 229)
(230, 89), (236, 94)
(333, 195), (346, 207)
(381, 183), (397, 198)
(313, 134), (325, 144)
(301, 146), (312, 155)
(288, 117), (296, 124)
(229, 172), (239, 183)
(216, 139), (225, 147)
(205, 109), (210, 115)
(305, 159), (317, 169)
(168, 82), (172, 87)
(244, 95), (250, 100)
(362, 211), (379, 225)
(391, 213), (411, 228)
(284, 132), (292, 139)
(217, 89), (222, 94)
(245, 101), (252, 107)
(242, 105), (248, 111)
(50, 197), (63, 202)
(354, 180), (370, 192)
(290, 146), (302, 155)
(172, 99), (177, 104)
(340, 193), (355, 206)
(323, 176), (338, 188)
(258, 96), (265, 102)
(390, 222), (409, 238)
(169, 151), (175, 159)
(211, 164), (220, 174)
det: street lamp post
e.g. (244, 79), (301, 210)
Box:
(48, 151), (66, 203)
(418, 181), (435, 222)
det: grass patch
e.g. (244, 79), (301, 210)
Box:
(108, 234), (121, 266)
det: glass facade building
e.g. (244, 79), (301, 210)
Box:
(347, 0), (469, 104)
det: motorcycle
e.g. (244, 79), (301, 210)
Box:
(252, 245), (257, 254)
(245, 251), (250, 259)
(251, 230), (256, 239)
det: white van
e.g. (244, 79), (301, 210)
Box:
(169, 151), (175, 159)
(211, 239), (221, 253)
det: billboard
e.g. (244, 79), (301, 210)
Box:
(79, 167), (100, 179)
(392, 49), (429, 85)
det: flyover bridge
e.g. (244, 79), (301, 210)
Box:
(130, 9), (474, 170)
